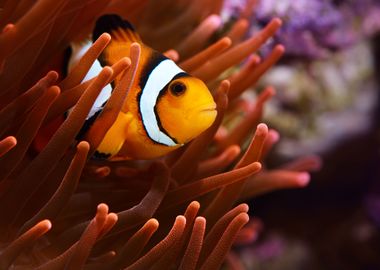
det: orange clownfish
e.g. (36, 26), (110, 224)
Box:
(69, 14), (217, 160)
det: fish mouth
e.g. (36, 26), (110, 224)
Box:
(185, 102), (217, 120)
(197, 102), (217, 113)
(199, 104), (217, 120)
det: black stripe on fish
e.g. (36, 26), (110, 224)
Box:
(153, 83), (178, 145)
(93, 150), (112, 160)
(75, 110), (102, 140)
(138, 51), (168, 91)
(62, 46), (72, 78)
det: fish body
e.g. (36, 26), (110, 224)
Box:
(71, 15), (217, 160)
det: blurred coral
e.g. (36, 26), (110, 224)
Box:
(220, 0), (380, 159)
(0, 0), (321, 269)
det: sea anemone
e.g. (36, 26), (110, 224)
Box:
(0, 0), (320, 269)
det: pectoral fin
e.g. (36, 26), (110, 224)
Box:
(95, 112), (133, 158)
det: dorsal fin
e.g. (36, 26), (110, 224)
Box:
(93, 14), (142, 43)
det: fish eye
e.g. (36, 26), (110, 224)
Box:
(170, 81), (186, 96)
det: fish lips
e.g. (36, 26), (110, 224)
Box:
(196, 103), (217, 120)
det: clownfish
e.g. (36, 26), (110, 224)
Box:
(68, 14), (217, 160)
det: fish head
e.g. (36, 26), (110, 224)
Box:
(155, 75), (217, 144)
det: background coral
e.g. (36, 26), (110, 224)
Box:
(223, 1), (380, 269)
(0, 0), (320, 268)
(2, 0), (377, 269)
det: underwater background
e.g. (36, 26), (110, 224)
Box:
(0, 0), (379, 269)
